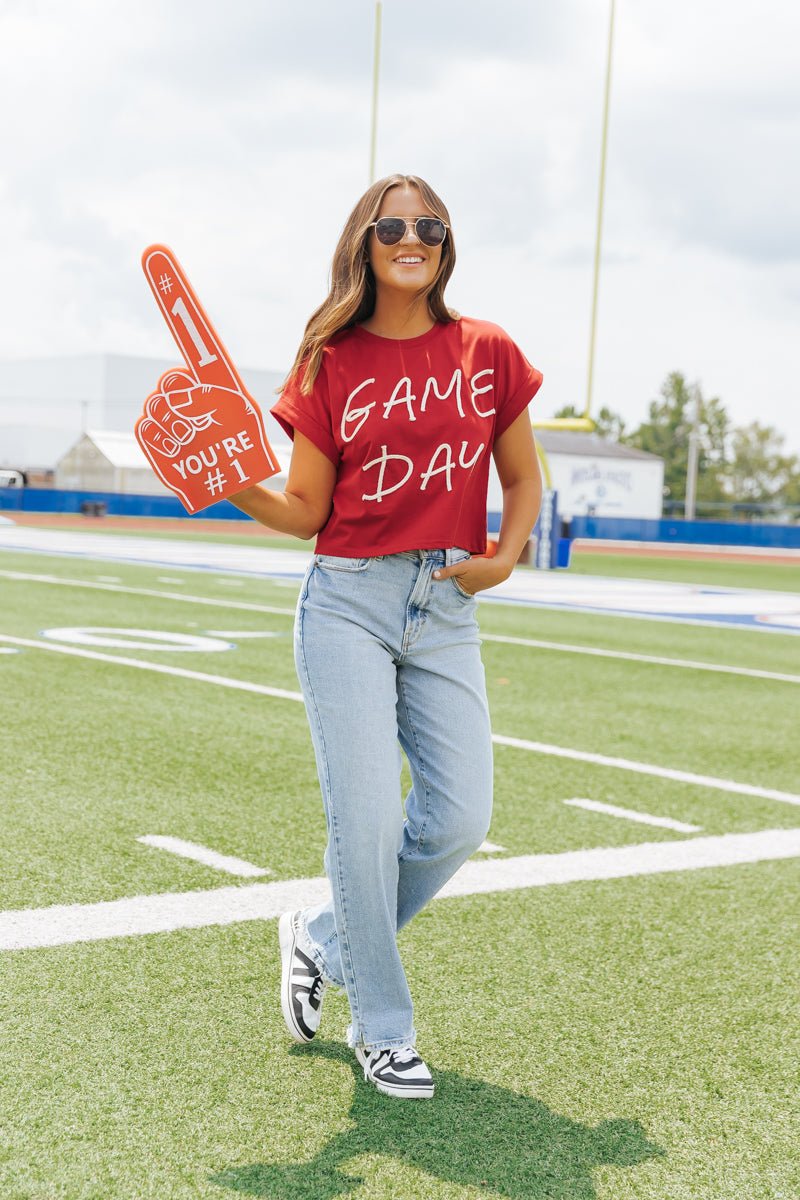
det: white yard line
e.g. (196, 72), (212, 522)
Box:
(2, 827), (798, 952)
(0, 634), (304, 701)
(137, 836), (270, 878)
(0, 570), (296, 616)
(493, 734), (800, 806)
(481, 633), (800, 685)
(563, 798), (702, 833)
(3, 631), (799, 808)
(477, 840), (507, 853)
(5, 568), (798, 682)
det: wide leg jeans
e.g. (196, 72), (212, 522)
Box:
(293, 548), (493, 1052)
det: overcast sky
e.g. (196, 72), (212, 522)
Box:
(1, 0), (798, 450)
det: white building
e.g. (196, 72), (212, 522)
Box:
(2, 354), (664, 519)
(54, 430), (292, 495)
(0, 353), (286, 473)
(55, 430), (168, 495)
(488, 430), (664, 520)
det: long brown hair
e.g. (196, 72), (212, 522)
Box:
(286, 174), (458, 394)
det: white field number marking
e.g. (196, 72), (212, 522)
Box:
(2, 828), (799, 952)
(138, 836), (270, 878)
(3, 569), (798, 684)
(41, 628), (233, 653)
(563, 798), (702, 833)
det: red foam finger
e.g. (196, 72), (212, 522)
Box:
(157, 368), (197, 395)
(143, 395), (192, 445)
(142, 245), (242, 391)
(136, 246), (282, 511)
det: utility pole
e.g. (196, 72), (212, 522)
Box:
(368, 2), (383, 184)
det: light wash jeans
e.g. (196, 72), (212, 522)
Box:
(292, 548), (493, 1052)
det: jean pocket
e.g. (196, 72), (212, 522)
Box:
(451, 575), (475, 599)
(314, 555), (371, 572)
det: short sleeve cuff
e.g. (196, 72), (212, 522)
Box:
(494, 367), (543, 438)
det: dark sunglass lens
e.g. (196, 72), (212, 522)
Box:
(417, 218), (446, 246)
(375, 218), (406, 245)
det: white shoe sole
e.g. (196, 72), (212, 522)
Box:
(355, 1045), (434, 1099)
(278, 911), (314, 1043)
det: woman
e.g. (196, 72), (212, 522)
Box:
(232, 173), (543, 1099)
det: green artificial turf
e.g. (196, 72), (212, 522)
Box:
(569, 549), (800, 594)
(1, 537), (798, 1199)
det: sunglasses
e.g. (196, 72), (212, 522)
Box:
(369, 216), (449, 247)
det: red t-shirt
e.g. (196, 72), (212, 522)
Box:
(271, 316), (543, 556)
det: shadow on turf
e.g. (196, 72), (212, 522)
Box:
(210, 1040), (664, 1199)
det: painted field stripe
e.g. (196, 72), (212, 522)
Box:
(481, 633), (800, 685)
(3, 632), (799, 808)
(563, 798), (702, 833)
(2, 828), (798, 952)
(0, 570), (296, 616)
(477, 840), (507, 853)
(137, 836), (271, 878)
(0, 635), (303, 702)
(4, 570), (792, 682)
(493, 734), (800, 806)
(205, 630), (282, 639)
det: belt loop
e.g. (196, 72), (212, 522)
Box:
(445, 547), (454, 567)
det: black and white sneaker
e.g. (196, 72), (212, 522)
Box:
(278, 911), (327, 1043)
(355, 1044), (434, 1099)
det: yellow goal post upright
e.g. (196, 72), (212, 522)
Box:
(525, 0), (615, 566)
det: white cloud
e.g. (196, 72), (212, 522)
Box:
(0, 0), (798, 452)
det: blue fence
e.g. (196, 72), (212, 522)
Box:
(567, 514), (800, 550)
(2, 488), (800, 549)
(0, 487), (250, 522)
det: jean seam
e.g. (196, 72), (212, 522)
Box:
(396, 670), (433, 859)
(296, 583), (364, 1033)
(295, 914), (344, 990)
(315, 556), (370, 572)
(363, 1033), (419, 1053)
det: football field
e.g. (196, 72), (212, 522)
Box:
(1, 527), (798, 1200)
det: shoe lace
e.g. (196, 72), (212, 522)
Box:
(309, 975), (326, 1005)
(390, 1045), (418, 1064)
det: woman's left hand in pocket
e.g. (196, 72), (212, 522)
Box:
(432, 555), (512, 596)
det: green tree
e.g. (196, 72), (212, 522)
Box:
(625, 372), (729, 505)
(725, 422), (800, 509)
(553, 404), (626, 440)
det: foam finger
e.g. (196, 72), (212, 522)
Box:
(142, 245), (242, 391)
